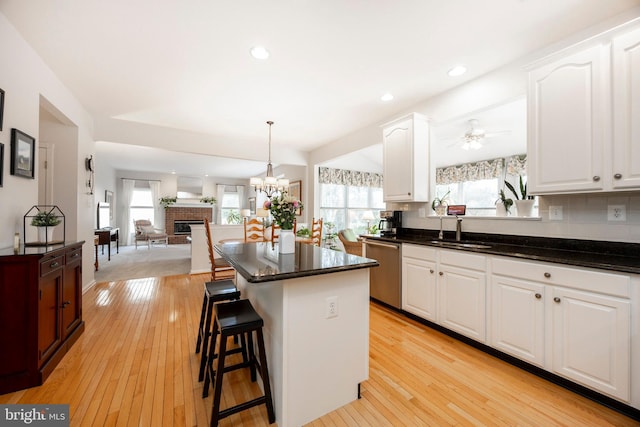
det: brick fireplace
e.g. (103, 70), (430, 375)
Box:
(165, 206), (213, 244)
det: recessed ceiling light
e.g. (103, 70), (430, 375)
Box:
(250, 46), (270, 60)
(381, 93), (394, 102)
(448, 66), (467, 77)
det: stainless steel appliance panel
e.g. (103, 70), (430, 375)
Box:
(364, 240), (401, 308)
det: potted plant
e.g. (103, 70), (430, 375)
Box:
(504, 176), (535, 217)
(495, 189), (513, 216)
(159, 196), (177, 208)
(31, 210), (62, 242)
(431, 190), (450, 216)
(200, 196), (217, 205)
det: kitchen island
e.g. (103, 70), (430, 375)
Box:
(214, 241), (378, 427)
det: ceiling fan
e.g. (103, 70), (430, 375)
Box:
(448, 119), (511, 150)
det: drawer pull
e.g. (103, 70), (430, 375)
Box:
(614, 173), (622, 180)
(71, 253), (80, 258)
(439, 271), (444, 276)
(544, 272), (551, 278)
(593, 175), (600, 182)
(554, 297), (561, 303)
(61, 301), (71, 308)
(535, 293), (542, 299)
(429, 269), (434, 274)
(50, 261), (60, 268)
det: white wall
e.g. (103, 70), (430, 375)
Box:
(0, 12), (97, 288)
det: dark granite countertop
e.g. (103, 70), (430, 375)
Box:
(363, 229), (640, 275)
(215, 241), (379, 283)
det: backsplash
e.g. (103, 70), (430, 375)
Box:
(402, 192), (640, 244)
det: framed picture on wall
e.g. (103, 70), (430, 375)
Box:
(289, 180), (302, 216)
(10, 128), (35, 179)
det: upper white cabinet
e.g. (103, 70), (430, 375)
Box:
(382, 113), (429, 202)
(612, 27), (640, 189)
(527, 24), (640, 194)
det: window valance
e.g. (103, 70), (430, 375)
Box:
(436, 154), (527, 185)
(319, 167), (383, 188)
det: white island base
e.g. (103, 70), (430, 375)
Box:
(235, 268), (370, 427)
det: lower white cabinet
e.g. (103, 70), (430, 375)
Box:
(490, 276), (545, 367)
(551, 286), (630, 402)
(403, 244), (635, 405)
(402, 245), (437, 322)
(491, 256), (632, 403)
(438, 261), (486, 342)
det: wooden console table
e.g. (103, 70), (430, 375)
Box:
(94, 227), (119, 261)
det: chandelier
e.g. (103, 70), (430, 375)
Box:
(250, 121), (289, 197)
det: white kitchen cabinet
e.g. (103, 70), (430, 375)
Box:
(527, 23), (640, 194)
(527, 44), (608, 194)
(381, 113), (429, 202)
(490, 276), (545, 367)
(438, 250), (487, 343)
(491, 256), (632, 403)
(552, 286), (630, 402)
(612, 27), (640, 189)
(402, 244), (437, 321)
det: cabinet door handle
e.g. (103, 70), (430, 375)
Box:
(553, 297), (561, 303)
(429, 269), (434, 274)
(439, 271), (444, 276)
(614, 173), (622, 180)
(535, 293), (542, 299)
(61, 300), (71, 308)
(407, 192), (411, 196)
(593, 175), (600, 182)
(71, 253), (80, 258)
(50, 261), (60, 268)
(544, 272), (551, 278)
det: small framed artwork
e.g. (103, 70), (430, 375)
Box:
(289, 180), (302, 216)
(0, 88), (4, 131)
(0, 143), (4, 187)
(105, 190), (114, 220)
(10, 128), (35, 179)
(248, 197), (256, 215)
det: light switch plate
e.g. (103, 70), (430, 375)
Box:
(607, 205), (626, 221)
(549, 206), (563, 220)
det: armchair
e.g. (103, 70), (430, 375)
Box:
(338, 229), (363, 256)
(133, 219), (168, 248)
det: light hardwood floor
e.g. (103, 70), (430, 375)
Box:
(1, 273), (637, 426)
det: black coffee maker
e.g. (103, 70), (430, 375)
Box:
(378, 210), (402, 236)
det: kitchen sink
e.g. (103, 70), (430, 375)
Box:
(427, 240), (492, 249)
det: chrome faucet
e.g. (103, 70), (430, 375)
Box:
(455, 216), (462, 241)
(438, 217), (444, 240)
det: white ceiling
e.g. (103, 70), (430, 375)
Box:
(2, 0), (639, 177)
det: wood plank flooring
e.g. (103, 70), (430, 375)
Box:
(1, 273), (638, 426)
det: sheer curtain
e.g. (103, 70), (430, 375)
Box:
(237, 185), (245, 209)
(121, 179), (135, 245)
(149, 181), (161, 228)
(216, 184), (225, 224)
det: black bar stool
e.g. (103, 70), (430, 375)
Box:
(196, 280), (241, 382)
(203, 299), (275, 426)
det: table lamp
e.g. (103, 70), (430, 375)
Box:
(362, 210), (375, 233)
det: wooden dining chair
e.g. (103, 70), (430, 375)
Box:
(244, 217), (266, 242)
(204, 220), (235, 281)
(310, 218), (323, 246)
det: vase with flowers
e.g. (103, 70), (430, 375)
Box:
(264, 193), (303, 254)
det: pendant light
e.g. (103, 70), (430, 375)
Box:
(250, 121), (289, 197)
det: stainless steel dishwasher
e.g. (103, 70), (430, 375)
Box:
(363, 239), (401, 309)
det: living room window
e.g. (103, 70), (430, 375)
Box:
(130, 188), (155, 224)
(220, 191), (240, 225)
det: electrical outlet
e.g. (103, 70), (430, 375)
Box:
(607, 205), (626, 221)
(326, 296), (338, 319)
(549, 206), (563, 220)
